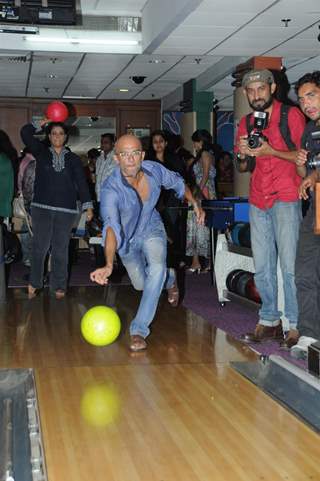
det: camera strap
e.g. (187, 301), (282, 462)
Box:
(279, 104), (296, 151)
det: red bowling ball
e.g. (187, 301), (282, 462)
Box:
(45, 101), (69, 122)
(245, 277), (261, 303)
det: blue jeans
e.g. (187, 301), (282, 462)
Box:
(249, 201), (301, 329)
(120, 232), (175, 338)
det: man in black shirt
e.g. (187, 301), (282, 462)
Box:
(283, 71), (320, 352)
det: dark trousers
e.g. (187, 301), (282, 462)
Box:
(162, 206), (186, 267)
(30, 206), (77, 292)
(295, 205), (320, 339)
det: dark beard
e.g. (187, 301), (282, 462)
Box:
(248, 96), (273, 112)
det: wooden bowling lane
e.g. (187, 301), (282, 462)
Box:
(0, 286), (320, 480)
(36, 364), (320, 481)
(0, 286), (256, 368)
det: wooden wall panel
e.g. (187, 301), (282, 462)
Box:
(118, 107), (160, 136)
(0, 98), (161, 150)
(0, 106), (29, 152)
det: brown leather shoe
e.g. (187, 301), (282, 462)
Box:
(129, 335), (147, 352)
(240, 322), (284, 343)
(279, 329), (299, 350)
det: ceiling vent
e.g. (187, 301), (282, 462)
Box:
(0, 0), (77, 26)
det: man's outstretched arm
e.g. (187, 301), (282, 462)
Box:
(90, 227), (117, 285)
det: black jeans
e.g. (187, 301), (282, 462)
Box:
(162, 205), (186, 267)
(30, 206), (77, 292)
(295, 205), (320, 339)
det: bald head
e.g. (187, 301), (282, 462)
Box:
(114, 134), (145, 178)
(115, 134), (142, 154)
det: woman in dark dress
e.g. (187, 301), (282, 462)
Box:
(21, 118), (93, 299)
(148, 130), (186, 266)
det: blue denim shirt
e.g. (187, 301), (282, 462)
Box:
(100, 160), (185, 256)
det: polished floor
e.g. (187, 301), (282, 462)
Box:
(1, 284), (319, 481)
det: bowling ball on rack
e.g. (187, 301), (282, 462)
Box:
(226, 269), (244, 292)
(236, 271), (253, 298)
(238, 223), (251, 248)
(81, 306), (121, 346)
(45, 101), (69, 122)
(230, 223), (246, 246)
(245, 277), (261, 303)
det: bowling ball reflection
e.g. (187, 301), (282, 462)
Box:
(81, 382), (120, 427)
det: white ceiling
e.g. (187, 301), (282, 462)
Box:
(0, 0), (319, 110)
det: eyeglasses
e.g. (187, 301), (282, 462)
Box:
(117, 150), (142, 160)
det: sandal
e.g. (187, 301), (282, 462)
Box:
(129, 335), (147, 352)
(28, 284), (39, 299)
(167, 282), (179, 307)
(200, 266), (211, 274)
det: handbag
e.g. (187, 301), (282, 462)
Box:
(12, 193), (33, 236)
(13, 193), (27, 219)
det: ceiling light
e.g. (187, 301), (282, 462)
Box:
(24, 36), (138, 46)
(0, 25), (39, 34)
(119, 88), (129, 92)
(47, 73), (57, 79)
(148, 59), (165, 64)
(63, 95), (96, 99)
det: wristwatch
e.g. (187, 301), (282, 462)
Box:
(236, 153), (246, 163)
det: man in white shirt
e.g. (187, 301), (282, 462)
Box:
(95, 133), (116, 205)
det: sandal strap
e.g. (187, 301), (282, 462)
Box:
(167, 284), (179, 306)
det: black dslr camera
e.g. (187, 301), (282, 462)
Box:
(306, 131), (320, 169)
(247, 111), (269, 149)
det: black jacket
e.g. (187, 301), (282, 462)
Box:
(21, 124), (92, 213)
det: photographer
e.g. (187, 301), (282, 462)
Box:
(235, 69), (305, 344)
(289, 71), (320, 352)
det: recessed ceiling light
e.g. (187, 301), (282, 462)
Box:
(148, 59), (165, 64)
(24, 36), (139, 46)
(63, 95), (96, 99)
(119, 88), (129, 92)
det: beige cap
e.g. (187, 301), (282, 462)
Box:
(242, 69), (274, 88)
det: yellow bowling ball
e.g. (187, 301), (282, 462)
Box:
(81, 306), (121, 346)
(81, 383), (120, 427)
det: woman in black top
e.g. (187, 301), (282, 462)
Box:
(148, 130), (186, 267)
(21, 118), (93, 299)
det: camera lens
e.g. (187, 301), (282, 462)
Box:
(248, 134), (260, 149)
(307, 152), (320, 169)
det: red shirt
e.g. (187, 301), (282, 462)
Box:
(235, 100), (305, 209)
